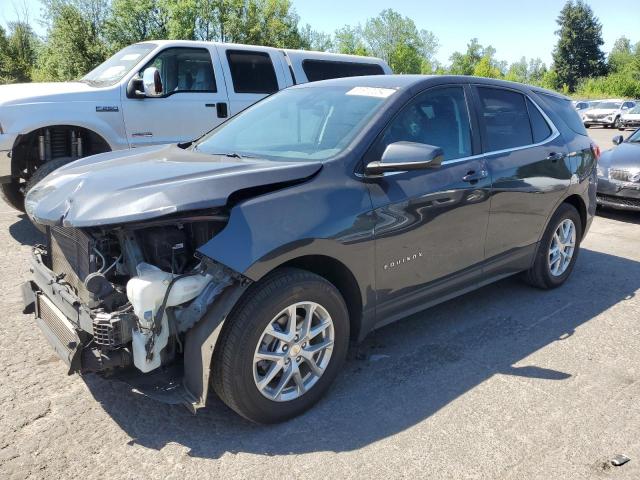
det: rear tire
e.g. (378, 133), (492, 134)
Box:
(524, 203), (582, 289)
(212, 268), (349, 423)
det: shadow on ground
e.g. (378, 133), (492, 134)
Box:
(8, 214), (45, 245)
(596, 207), (640, 225)
(71, 247), (637, 458)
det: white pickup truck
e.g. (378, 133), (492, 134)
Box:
(0, 40), (391, 211)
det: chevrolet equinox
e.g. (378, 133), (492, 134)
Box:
(23, 75), (597, 423)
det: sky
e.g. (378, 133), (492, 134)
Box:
(1, 0), (638, 67)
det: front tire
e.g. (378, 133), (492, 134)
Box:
(524, 203), (582, 289)
(0, 180), (24, 212)
(212, 268), (350, 423)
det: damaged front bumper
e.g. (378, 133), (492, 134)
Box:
(24, 246), (248, 412)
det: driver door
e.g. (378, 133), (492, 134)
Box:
(122, 46), (229, 147)
(365, 85), (492, 323)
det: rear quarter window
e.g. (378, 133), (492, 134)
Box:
(538, 93), (587, 136)
(302, 60), (384, 82)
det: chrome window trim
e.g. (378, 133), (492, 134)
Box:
(357, 85), (562, 176)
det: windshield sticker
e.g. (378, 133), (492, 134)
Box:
(120, 53), (142, 61)
(98, 65), (126, 79)
(346, 87), (396, 98)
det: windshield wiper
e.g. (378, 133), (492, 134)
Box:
(210, 152), (255, 159)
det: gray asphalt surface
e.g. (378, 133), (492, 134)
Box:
(1, 130), (639, 479)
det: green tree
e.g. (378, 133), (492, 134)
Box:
(104, 0), (169, 51)
(362, 9), (437, 73)
(34, 4), (107, 81)
(608, 36), (633, 73)
(333, 25), (368, 56)
(552, 0), (606, 92)
(473, 56), (501, 78)
(0, 22), (39, 83)
(299, 24), (333, 51)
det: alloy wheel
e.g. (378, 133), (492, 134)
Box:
(253, 301), (334, 402)
(548, 218), (576, 277)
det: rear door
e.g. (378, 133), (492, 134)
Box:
(121, 45), (229, 147)
(216, 46), (289, 116)
(366, 84), (492, 323)
(473, 86), (571, 268)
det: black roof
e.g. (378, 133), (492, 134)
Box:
(297, 74), (568, 100)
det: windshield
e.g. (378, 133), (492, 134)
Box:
(193, 85), (395, 161)
(596, 101), (622, 110)
(82, 43), (156, 87)
(629, 129), (640, 143)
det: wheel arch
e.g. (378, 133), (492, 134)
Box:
(562, 194), (587, 239)
(279, 255), (364, 341)
(11, 124), (113, 178)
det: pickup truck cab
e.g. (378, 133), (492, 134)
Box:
(0, 40), (391, 211)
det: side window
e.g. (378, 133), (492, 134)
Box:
(226, 50), (278, 94)
(378, 86), (472, 162)
(526, 98), (552, 143)
(623, 101), (634, 109)
(144, 48), (216, 94)
(302, 60), (385, 82)
(477, 87), (533, 151)
(538, 93), (588, 136)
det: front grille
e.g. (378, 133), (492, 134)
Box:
(49, 226), (96, 294)
(38, 294), (78, 349)
(609, 169), (635, 183)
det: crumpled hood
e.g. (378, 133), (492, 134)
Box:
(0, 81), (102, 106)
(26, 144), (322, 227)
(599, 142), (640, 171)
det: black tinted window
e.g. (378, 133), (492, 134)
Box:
(477, 87), (532, 151)
(145, 47), (216, 93)
(226, 50), (278, 94)
(526, 98), (552, 143)
(379, 86), (472, 161)
(302, 60), (384, 82)
(538, 93), (587, 136)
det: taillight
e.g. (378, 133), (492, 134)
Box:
(591, 143), (601, 161)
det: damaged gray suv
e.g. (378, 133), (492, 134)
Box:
(23, 75), (597, 423)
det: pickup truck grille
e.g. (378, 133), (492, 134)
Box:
(49, 226), (96, 294)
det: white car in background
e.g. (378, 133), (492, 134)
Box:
(619, 105), (640, 130)
(0, 40), (392, 212)
(582, 99), (637, 129)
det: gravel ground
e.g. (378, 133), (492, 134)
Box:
(0, 144), (639, 478)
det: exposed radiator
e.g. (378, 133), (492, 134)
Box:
(49, 226), (96, 295)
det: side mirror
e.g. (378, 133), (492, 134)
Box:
(612, 135), (624, 145)
(142, 67), (163, 97)
(365, 141), (444, 176)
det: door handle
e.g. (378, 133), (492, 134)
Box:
(547, 152), (566, 162)
(216, 102), (228, 118)
(462, 169), (488, 183)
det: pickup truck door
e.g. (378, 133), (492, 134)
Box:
(215, 45), (290, 117)
(121, 45), (230, 147)
(366, 85), (491, 325)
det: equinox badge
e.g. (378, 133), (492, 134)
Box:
(384, 252), (423, 271)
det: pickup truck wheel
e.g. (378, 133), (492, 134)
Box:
(212, 268), (349, 423)
(523, 203), (582, 289)
(0, 180), (25, 212)
(25, 157), (74, 197)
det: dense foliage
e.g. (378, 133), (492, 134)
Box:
(0, 0), (638, 99)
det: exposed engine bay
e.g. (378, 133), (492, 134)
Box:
(30, 212), (241, 378)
